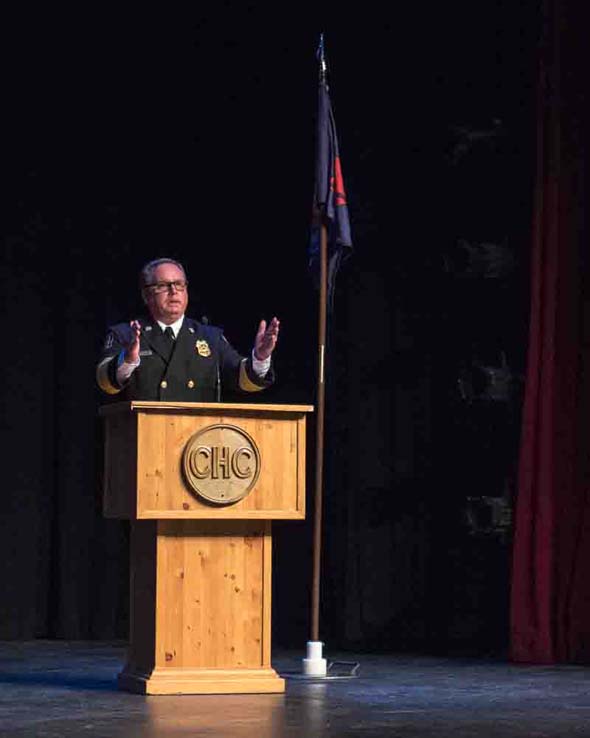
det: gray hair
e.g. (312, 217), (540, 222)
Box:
(139, 258), (187, 289)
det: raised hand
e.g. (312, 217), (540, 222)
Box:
(123, 320), (141, 364)
(253, 317), (280, 361)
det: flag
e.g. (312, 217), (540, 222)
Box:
(309, 61), (353, 308)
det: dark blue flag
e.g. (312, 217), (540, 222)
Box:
(309, 72), (353, 307)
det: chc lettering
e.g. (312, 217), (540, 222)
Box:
(188, 445), (253, 480)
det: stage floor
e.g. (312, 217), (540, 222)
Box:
(0, 641), (589, 737)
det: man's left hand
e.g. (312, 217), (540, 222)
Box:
(254, 317), (280, 361)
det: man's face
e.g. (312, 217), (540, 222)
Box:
(143, 262), (189, 324)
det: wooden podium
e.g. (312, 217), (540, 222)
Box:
(100, 401), (313, 695)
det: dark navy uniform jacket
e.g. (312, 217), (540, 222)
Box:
(96, 317), (273, 402)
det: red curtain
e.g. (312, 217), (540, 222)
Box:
(510, 0), (590, 663)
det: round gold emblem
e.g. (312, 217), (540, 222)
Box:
(182, 424), (260, 505)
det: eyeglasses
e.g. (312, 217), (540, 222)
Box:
(145, 280), (188, 294)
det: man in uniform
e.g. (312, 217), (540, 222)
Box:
(96, 257), (279, 401)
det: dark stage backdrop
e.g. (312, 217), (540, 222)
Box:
(1, 6), (539, 653)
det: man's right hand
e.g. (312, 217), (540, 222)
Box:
(123, 320), (141, 364)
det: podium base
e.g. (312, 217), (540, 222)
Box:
(118, 667), (286, 695)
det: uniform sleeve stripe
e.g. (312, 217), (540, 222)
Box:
(96, 357), (121, 395)
(238, 358), (265, 392)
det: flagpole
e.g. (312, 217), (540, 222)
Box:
(311, 218), (328, 643)
(301, 33), (353, 679)
(311, 30), (329, 646)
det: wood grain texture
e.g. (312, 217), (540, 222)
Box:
(118, 667), (285, 695)
(120, 520), (283, 694)
(154, 520), (268, 669)
(101, 403), (311, 520)
(101, 403), (307, 694)
(137, 413), (304, 518)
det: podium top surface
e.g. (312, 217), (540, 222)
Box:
(99, 401), (314, 417)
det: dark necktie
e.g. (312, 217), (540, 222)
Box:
(162, 326), (175, 359)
